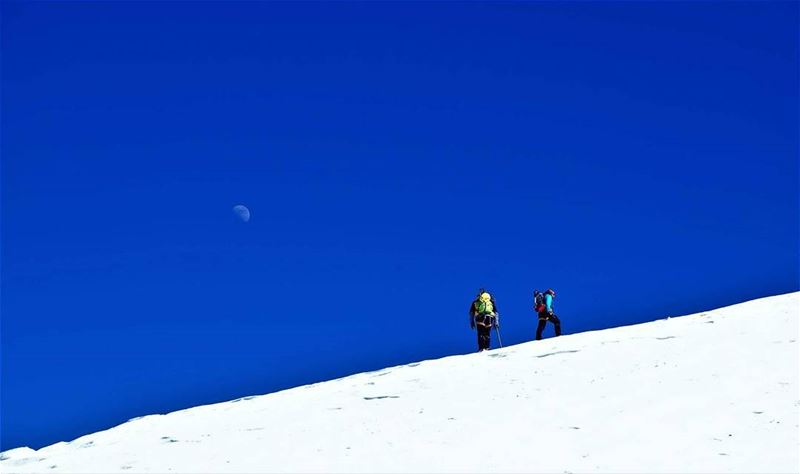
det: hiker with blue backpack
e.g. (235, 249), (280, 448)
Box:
(533, 289), (561, 340)
(469, 289), (500, 352)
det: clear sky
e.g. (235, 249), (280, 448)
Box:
(2, 1), (797, 450)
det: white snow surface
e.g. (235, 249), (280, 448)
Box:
(2, 293), (798, 473)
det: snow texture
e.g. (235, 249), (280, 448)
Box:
(2, 292), (798, 473)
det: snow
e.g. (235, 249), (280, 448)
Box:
(3, 293), (798, 473)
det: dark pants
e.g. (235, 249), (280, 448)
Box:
(477, 324), (492, 351)
(536, 313), (561, 340)
(474, 314), (494, 351)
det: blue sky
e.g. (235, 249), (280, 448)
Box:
(2, 1), (797, 450)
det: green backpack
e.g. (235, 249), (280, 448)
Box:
(476, 294), (494, 315)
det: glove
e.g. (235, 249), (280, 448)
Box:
(548, 309), (554, 316)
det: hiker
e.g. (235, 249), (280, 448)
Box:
(470, 289), (500, 352)
(534, 289), (561, 340)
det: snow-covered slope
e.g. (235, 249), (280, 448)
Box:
(3, 293), (798, 473)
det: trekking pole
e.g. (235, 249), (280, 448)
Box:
(495, 325), (504, 348)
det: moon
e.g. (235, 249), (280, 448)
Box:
(232, 204), (250, 222)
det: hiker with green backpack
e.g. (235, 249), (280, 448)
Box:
(469, 289), (500, 352)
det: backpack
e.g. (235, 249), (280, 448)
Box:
(475, 292), (494, 315)
(534, 291), (546, 313)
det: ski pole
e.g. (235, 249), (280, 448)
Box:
(495, 325), (504, 348)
